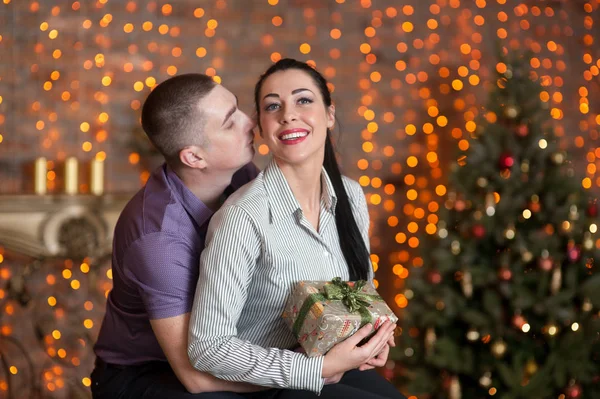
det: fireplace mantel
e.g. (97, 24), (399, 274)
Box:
(0, 194), (131, 259)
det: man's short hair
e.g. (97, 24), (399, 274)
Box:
(141, 74), (216, 163)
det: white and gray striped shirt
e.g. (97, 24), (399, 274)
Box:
(188, 158), (372, 394)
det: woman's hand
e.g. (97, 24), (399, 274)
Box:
(321, 321), (396, 378)
(359, 328), (396, 371)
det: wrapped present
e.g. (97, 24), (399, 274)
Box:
(282, 277), (398, 357)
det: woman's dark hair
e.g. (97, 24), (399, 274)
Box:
(254, 58), (370, 281)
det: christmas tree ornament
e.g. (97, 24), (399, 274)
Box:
(551, 152), (565, 165)
(525, 359), (538, 375)
(567, 242), (581, 263)
(544, 323), (559, 336)
(451, 240), (461, 255)
(425, 327), (436, 356)
(466, 327), (480, 341)
(429, 270), (442, 284)
(582, 298), (593, 312)
(438, 227), (448, 238)
(551, 267), (562, 295)
(504, 68), (513, 79)
(569, 205), (579, 221)
(587, 202), (598, 217)
(504, 224), (516, 239)
(504, 105), (519, 119)
(539, 256), (553, 271)
(513, 314), (526, 329)
(455, 200), (466, 212)
(491, 339), (507, 358)
(485, 193), (496, 216)
(521, 160), (530, 173)
(499, 153), (515, 170)
(449, 376), (462, 399)
(499, 267), (512, 281)
(539, 250), (553, 271)
(473, 210), (483, 220)
(477, 177), (488, 188)
(516, 124), (529, 137)
(472, 224), (486, 239)
(566, 383), (582, 398)
(522, 251), (533, 263)
(461, 270), (473, 298)
(583, 234), (594, 250)
(479, 372), (492, 388)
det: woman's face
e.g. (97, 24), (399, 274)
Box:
(258, 69), (334, 167)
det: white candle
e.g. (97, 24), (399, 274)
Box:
(90, 158), (104, 196)
(65, 157), (78, 195)
(34, 157), (47, 195)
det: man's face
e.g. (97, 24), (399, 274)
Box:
(195, 84), (256, 173)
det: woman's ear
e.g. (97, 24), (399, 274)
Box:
(327, 104), (335, 129)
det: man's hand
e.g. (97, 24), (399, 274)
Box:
(150, 313), (265, 393)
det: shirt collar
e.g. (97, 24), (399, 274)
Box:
(263, 158), (337, 224)
(163, 164), (214, 229)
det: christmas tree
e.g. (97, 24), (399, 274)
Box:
(394, 51), (600, 399)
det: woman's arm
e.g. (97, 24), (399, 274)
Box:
(187, 205), (325, 393)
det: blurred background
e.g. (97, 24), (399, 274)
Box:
(0, 0), (598, 398)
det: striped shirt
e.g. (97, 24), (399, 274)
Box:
(188, 159), (372, 394)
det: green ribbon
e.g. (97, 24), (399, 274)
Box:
(291, 278), (382, 339)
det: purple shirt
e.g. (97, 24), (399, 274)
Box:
(94, 163), (258, 365)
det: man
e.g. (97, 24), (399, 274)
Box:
(92, 73), (259, 398)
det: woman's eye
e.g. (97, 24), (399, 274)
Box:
(265, 103), (279, 111)
(298, 97), (313, 105)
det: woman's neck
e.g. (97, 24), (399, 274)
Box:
(276, 159), (322, 215)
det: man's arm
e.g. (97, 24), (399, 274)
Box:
(124, 234), (262, 394)
(150, 313), (261, 394)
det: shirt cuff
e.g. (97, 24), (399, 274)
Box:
(290, 353), (325, 394)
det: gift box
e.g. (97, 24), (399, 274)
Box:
(282, 277), (398, 357)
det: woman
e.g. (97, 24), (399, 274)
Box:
(188, 59), (406, 399)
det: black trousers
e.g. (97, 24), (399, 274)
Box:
(91, 358), (406, 399)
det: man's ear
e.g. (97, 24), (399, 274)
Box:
(326, 104), (335, 129)
(179, 146), (207, 170)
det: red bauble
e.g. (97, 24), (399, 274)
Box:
(429, 271), (442, 284)
(382, 368), (394, 381)
(455, 200), (466, 212)
(472, 224), (486, 238)
(516, 124), (529, 137)
(499, 153), (515, 170)
(538, 257), (553, 271)
(499, 267), (512, 281)
(588, 203), (598, 217)
(512, 314), (526, 328)
(566, 384), (582, 398)
(567, 246), (581, 263)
